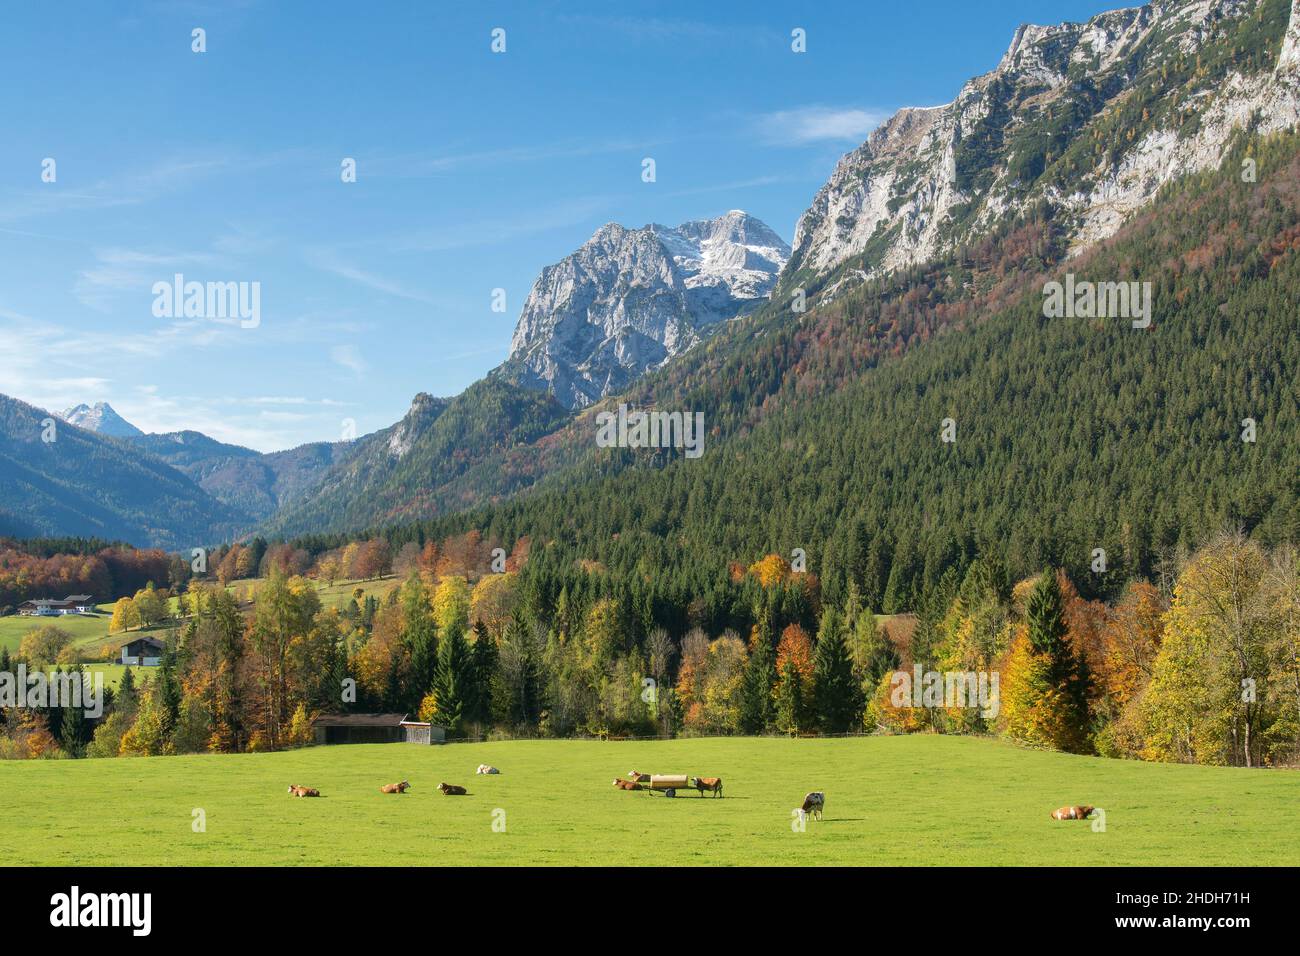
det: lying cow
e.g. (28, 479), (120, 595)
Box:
(798, 791), (825, 821)
(1051, 805), (1095, 821)
(438, 782), (468, 796)
(627, 770), (650, 783)
(379, 781), (410, 794)
(694, 776), (723, 798)
(476, 764), (500, 775)
(612, 778), (644, 791)
(287, 785), (320, 798)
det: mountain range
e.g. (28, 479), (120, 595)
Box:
(2, 0), (1297, 555)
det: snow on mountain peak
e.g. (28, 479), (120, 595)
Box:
(58, 401), (144, 438)
(500, 211), (790, 409)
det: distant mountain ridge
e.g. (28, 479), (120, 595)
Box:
(0, 393), (244, 548)
(129, 431), (346, 522)
(497, 210), (790, 409)
(59, 402), (143, 438)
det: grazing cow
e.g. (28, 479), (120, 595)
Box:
(438, 782), (468, 796)
(287, 785), (320, 798)
(379, 781), (410, 794)
(476, 765), (500, 775)
(612, 778), (644, 791)
(799, 791), (825, 821)
(1051, 805), (1095, 821)
(693, 776), (723, 798)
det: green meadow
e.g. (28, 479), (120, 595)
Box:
(0, 577), (399, 659)
(2, 735), (1296, 866)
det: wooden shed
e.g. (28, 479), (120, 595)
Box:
(399, 720), (446, 745)
(311, 713), (410, 745)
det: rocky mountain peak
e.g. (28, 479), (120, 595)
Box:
(58, 401), (144, 438)
(784, 0), (1300, 301)
(499, 210), (790, 409)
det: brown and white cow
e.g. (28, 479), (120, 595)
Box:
(799, 791), (824, 821)
(627, 770), (651, 783)
(287, 785), (321, 798)
(612, 778), (644, 791)
(694, 776), (723, 798)
(1051, 805), (1095, 821)
(379, 781), (410, 794)
(438, 782), (468, 796)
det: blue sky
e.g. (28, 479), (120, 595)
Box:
(0, 0), (1109, 452)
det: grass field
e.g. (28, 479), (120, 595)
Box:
(0, 577), (398, 659)
(2, 735), (1297, 866)
(0, 610), (116, 655)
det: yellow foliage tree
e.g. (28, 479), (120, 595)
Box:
(109, 597), (141, 634)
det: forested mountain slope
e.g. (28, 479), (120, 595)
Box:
(364, 130), (1300, 610)
(261, 381), (569, 538)
(0, 394), (245, 549)
(131, 431), (343, 521)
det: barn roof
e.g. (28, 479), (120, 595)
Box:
(311, 713), (408, 728)
(119, 635), (166, 649)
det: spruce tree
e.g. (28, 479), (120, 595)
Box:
(466, 619), (498, 731)
(738, 618), (775, 734)
(1025, 571), (1091, 752)
(59, 666), (88, 757)
(400, 572), (438, 711)
(774, 660), (806, 734)
(431, 621), (470, 735)
(813, 615), (861, 733)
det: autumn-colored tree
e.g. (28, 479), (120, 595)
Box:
(216, 545), (241, 586)
(773, 624), (814, 732)
(432, 576), (471, 639)
(339, 542), (361, 581)
(18, 624), (72, 665)
(748, 553), (790, 589)
(354, 538), (392, 581)
(133, 582), (168, 626)
(775, 623), (814, 683)
(315, 553), (342, 588)
(582, 598), (624, 672)
(119, 683), (170, 757)
(997, 572), (1091, 753)
(1142, 534), (1274, 766)
(683, 633), (748, 734)
(109, 597), (141, 634)
(866, 669), (930, 733)
(286, 702), (313, 746)
(248, 571), (321, 748)
(354, 603), (411, 708)
(470, 572), (519, 633)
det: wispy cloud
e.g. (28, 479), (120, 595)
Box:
(366, 138), (655, 179)
(305, 250), (438, 305)
(384, 196), (614, 254)
(756, 106), (891, 145)
(72, 245), (230, 312)
(330, 344), (369, 376)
